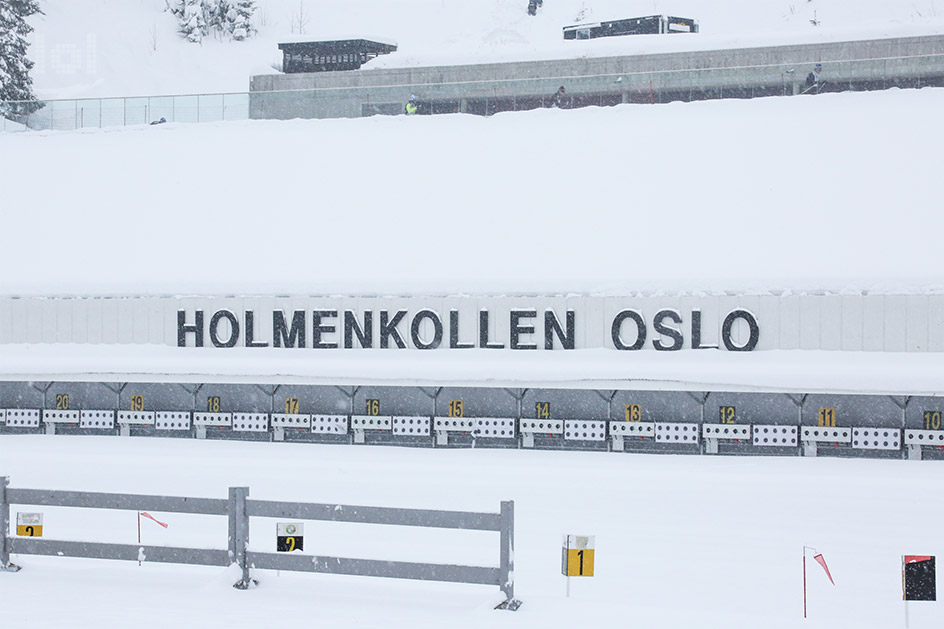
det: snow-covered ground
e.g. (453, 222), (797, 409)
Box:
(2, 87), (941, 299)
(1, 436), (942, 629)
(4, 4), (944, 627)
(26, 0), (944, 99)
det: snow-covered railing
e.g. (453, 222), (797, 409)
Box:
(0, 92), (249, 132)
(0, 477), (519, 609)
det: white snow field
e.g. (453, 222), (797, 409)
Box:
(1, 435), (942, 629)
(2, 87), (942, 298)
(26, 0), (944, 99)
(4, 1), (944, 628)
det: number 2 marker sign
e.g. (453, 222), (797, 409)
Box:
(277, 522), (304, 552)
(16, 513), (43, 537)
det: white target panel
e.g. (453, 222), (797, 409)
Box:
(43, 410), (80, 424)
(193, 412), (232, 427)
(474, 417), (517, 439)
(519, 419), (564, 435)
(0, 409), (5, 425)
(852, 428), (901, 450)
(271, 413), (312, 429)
(564, 420), (607, 441)
(233, 413), (269, 432)
(350, 415), (392, 431)
(433, 416), (475, 432)
(117, 411), (155, 426)
(703, 424), (751, 440)
(800, 427), (852, 443)
(312, 414), (348, 435)
(393, 416), (431, 436)
(655, 422), (700, 444)
(80, 410), (115, 429)
(609, 421), (655, 437)
(5, 409), (40, 427)
(752, 425), (798, 447)
(155, 411), (192, 431)
(905, 429), (944, 446)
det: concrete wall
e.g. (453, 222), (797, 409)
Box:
(1, 293), (943, 352)
(250, 35), (944, 120)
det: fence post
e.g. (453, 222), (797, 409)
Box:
(229, 486), (253, 589)
(1, 477), (21, 572)
(498, 500), (519, 609)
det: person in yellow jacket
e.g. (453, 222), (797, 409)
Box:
(405, 95), (418, 115)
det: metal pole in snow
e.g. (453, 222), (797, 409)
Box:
(137, 512), (142, 566)
(803, 547), (809, 619)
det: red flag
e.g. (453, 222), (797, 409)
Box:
(813, 553), (835, 585)
(139, 512), (168, 528)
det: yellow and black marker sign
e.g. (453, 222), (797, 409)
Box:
(561, 534), (595, 577)
(16, 512), (43, 537)
(276, 522), (304, 552)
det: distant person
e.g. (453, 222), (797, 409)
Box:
(527, 0), (539, 16)
(150, 117), (167, 125)
(803, 64), (825, 94)
(405, 95), (418, 115)
(550, 86), (566, 108)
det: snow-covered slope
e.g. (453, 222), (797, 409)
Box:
(2, 87), (940, 298)
(27, 0), (944, 99)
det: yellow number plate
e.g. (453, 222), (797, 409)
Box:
(564, 548), (595, 577)
(16, 524), (43, 537)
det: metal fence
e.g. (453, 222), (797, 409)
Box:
(0, 477), (518, 607)
(0, 92), (249, 133)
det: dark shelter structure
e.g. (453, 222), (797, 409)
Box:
(564, 15), (698, 40)
(279, 39), (397, 73)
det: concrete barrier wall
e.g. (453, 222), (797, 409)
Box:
(2, 293), (943, 352)
(249, 35), (944, 120)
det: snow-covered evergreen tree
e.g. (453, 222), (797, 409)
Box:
(168, 0), (255, 43)
(0, 0), (43, 116)
(207, 0), (234, 35)
(178, 0), (207, 43)
(232, 1), (257, 41)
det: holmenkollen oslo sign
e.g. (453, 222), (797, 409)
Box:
(176, 308), (760, 352)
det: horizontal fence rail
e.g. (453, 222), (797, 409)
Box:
(7, 488), (229, 515)
(8, 538), (230, 567)
(0, 477), (518, 607)
(247, 500), (501, 530)
(247, 553), (501, 585)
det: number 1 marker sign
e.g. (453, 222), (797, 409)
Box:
(562, 534), (595, 577)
